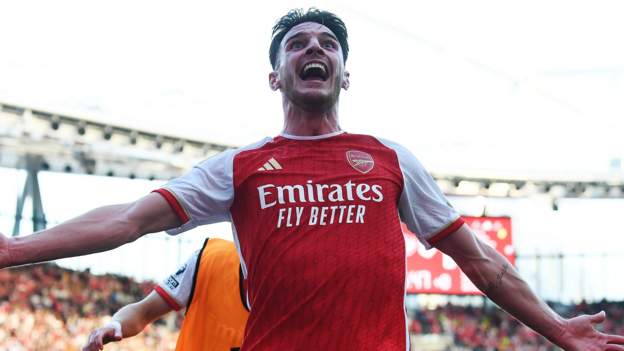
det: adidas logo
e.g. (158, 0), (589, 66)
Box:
(258, 158), (282, 171)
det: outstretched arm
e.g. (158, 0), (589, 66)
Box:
(83, 291), (173, 351)
(0, 192), (180, 268)
(435, 224), (624, 351)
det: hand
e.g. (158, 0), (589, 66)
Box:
(82, 325), (122, 351)
(0, 232), (10, 269)
(558, 311), (624, 351)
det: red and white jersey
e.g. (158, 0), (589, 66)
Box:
(154, 131), (463, 351)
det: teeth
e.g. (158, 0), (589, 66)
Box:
(303, 63), (326, 74)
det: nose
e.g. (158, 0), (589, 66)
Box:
(305, 37), (325, 56)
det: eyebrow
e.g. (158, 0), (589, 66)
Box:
(284, 31), (339, 44)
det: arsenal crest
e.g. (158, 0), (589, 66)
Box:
(346, 150), (374, 174)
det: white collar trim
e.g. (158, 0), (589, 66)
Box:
(280, 130), (345, 140)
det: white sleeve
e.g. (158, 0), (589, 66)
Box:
(155, 149), (236, 235)
(378, 138), (463, 249)
(154, 250), (200, 311)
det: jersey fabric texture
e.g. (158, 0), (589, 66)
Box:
(155, 238), (249, 351)
(154, 131), (463, 351)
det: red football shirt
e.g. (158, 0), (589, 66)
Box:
(155, 131), (463, 350)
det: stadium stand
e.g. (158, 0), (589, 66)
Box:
(1, 264), (623, 350)
(408, 301), (624, 350)
(0, 264), (180, 351)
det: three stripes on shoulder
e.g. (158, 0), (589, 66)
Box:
(258, 158), (282, 171)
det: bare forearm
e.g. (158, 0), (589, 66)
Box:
(112, 302), (154, 338)
(112, 292), (173, 338)
(463, 245), (566, 344)
(3, 193), (179, 268)
(8, 203), (140, 266)
(438, 225), (624, 350)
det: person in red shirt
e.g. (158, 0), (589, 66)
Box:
(1, 8), (624, 351)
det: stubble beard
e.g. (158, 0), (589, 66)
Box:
(284, 75), (342, 113)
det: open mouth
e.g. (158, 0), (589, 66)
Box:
(299, 62), (329, 81)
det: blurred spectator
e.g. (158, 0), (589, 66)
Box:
(0, 263), (180, 351)
(2, 263), (624, 350)
(409, 300), (624, 351)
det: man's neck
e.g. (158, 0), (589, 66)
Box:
(281, 100), (341, 136)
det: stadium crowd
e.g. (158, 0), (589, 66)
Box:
(409, 301), (624, 351)
(0, 263), (179, 351)
(1, 263), (623, 350)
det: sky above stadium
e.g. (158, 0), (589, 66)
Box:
(1, 0), (623, 179)
(1, 1), (623, 300)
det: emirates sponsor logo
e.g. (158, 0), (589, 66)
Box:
(346, 150), (374, 174)
(256, 180), (385, 228)
(257, 180), (383, 209)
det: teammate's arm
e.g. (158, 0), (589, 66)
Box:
(435, 224), (624, 351)
(82, 291), (173, 351)
(0, 192), (179, 269)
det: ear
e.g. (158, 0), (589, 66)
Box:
(342, 71), (350, 90)
(269, 71), (280, 91)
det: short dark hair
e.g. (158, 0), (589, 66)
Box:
(269, 8), (349, 69)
